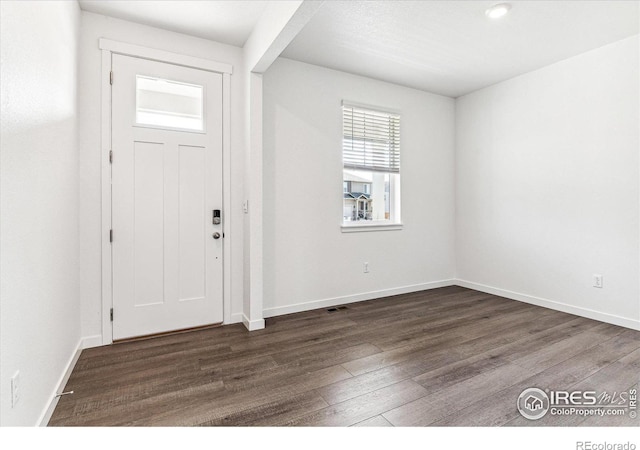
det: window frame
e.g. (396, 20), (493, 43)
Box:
(341, 101), (402, 232)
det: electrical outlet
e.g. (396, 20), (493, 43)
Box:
(593, 274), (603, 288)
(11, 371), (19, 408)
(363, 262), (370, 273)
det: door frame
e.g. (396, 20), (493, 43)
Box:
(99, 39), (233, 345)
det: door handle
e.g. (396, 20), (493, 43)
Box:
(212, 232), (221, 240)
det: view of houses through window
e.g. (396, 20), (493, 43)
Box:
(343, 169), (391, 222)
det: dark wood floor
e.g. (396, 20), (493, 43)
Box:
(49, 286), (640, 426)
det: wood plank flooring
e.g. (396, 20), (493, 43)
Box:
(49, 286), (640, 426)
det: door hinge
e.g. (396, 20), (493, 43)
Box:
(110, 71), (113, 85)
(109, 150), (113, 164)
(110, 308), (114, 322)
(109, 229), (113, 243)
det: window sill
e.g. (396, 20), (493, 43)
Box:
(341, 222), (403, 233)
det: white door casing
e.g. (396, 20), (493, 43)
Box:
(111, 54), (223, 340)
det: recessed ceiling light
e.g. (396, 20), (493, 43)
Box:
(485, 3), (511, 19)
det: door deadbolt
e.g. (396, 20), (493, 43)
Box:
(212, 209), (221, 225)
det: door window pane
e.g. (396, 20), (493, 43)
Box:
(136, 75), (203, 131)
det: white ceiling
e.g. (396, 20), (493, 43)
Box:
(78, 1), (639, 98)
(281, 1), (640, 97)
(78, 0), (268, 47)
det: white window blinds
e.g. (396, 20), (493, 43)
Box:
(342, 104), (400, 173)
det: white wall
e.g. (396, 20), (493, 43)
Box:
(262, 58), (456, 316)
(241, 2), (319, 330)
(0, 1), (81, 425)
(456, 35), (640, 329)
(78, 12), (247, 343)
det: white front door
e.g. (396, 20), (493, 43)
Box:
(111, 54), (223, 340)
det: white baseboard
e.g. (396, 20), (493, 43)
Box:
(38, 338), (83, 427)
(242, 314), (265, 331)
(455, 279), (640, 331)
(81, 334), (103, 349)
(263, 279), (456, 319)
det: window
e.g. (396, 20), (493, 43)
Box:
(136, 75), (204, 132)
(342, 103), (401, 228)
